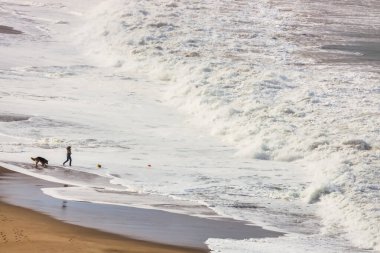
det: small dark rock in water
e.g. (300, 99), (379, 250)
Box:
(0, 25), (22, 34)
(0, 114), (29, 122)
(343, 139), (371, 150)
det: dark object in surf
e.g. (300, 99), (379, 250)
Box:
(31, 157), (48, 168)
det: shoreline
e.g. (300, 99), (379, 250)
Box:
(0, 201), (204, 253)
(0, 166), (206, 253)
(0, 166), (283, 252)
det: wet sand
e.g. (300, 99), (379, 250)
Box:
(0, 166), (283, 252)
(0, 167), (205, 253)
(0, 201), (205, 253)
(0, 25), (22, 34)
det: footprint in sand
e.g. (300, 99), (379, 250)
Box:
(0, 231), (8, 243)
(0, 214), (12, 222)
(12, 228), (29, 242)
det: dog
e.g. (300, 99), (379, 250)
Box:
(31, 157), (48, 168)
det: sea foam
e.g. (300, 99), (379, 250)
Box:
(76, 0), (380, 251)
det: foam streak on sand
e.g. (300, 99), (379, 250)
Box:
(0, 0), (379, 252)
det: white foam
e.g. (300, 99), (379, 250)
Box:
(75, 0), (380, 250)
(207, 234), (368, 253)
(42, 186), (219, 218)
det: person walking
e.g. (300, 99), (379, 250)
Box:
(63, 146), (72, 166)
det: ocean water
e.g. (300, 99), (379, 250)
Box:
(0, 0), (379, 252)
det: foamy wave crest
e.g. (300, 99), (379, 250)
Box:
(207, 234), (368, 253)
(77, 0), (380, 250)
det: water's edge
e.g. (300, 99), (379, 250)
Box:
(0, 166), (283, 249)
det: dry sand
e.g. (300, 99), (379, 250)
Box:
(0, 200), (206, 253)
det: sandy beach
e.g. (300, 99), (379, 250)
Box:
(0, 166), (206, 253)
(0, 165), (284, 253)
(0, 201), (206, 253)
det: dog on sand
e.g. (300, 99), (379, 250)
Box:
(31, 157), (48, 168)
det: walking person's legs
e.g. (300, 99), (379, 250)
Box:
(63, 154), (70, 166)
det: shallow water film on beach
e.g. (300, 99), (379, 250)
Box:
(0, 0), (379, 252)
